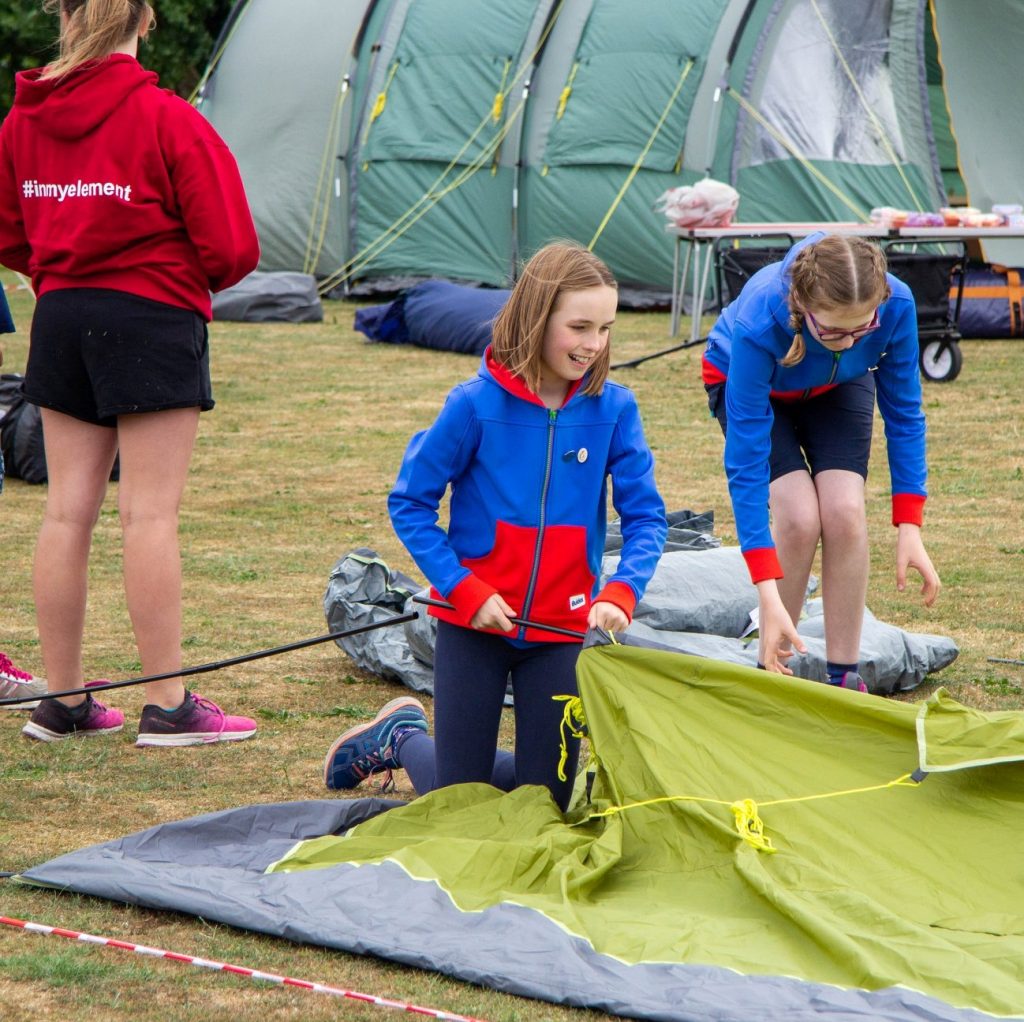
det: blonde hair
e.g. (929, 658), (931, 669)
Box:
(41, 0), (155, 80)
(491, 241), (617, 397)
(781, 235), (891, 366)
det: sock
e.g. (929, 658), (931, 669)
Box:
(390, 723), (425, 764)
(826, 661), (858, 686)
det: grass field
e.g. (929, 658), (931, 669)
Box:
(1, 274), (1022, 1021)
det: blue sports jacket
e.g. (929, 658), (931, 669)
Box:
(702, 233), (927, 582)
(389, 349), (667, 643)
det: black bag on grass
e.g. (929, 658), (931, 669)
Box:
(0, 373), (47, 484)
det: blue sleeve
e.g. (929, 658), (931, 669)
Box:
(722, 324), (780, 553)
(387, 386), (481, 597)
(605, 395), (667, 601)
(874, 300), (927, 498)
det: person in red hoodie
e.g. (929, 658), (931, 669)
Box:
(0, 0), (261, 746)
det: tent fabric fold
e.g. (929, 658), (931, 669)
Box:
(20, 644), (1024, 1021)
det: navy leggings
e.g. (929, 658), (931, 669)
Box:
(395, 621), (582, 812)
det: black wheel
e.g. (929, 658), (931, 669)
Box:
(920, 339), (963, 382)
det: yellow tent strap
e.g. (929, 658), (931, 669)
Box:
(587, 59), (694, 251)
(329, 97), (528, 288)
(490, 59), (513, 174)
(493, 59), (511, 123)
(808, 0), (924, 211)
(362, 60), (400, 147)
(303, 76), (350, 275)
(577, 772), (918, 854)
(556, 62), (580, 120)
(188, 0), (255, 107)
(317, 0), (568, 295)
(726, 86), (869, 222)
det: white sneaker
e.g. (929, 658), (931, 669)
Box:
(0, 652), (47, 710)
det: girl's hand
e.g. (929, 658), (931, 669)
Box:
(471, 593), (517, 632)
(756, 580), (807, 675)
(896, 523), (941, 606)
(588, 600), (629, 635)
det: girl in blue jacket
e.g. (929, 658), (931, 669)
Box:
(702, 232), (941, 685)
(324, 242), (667, 810)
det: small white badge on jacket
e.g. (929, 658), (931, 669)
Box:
(577, 448), (588, 463)
(569, 594), (586, 611)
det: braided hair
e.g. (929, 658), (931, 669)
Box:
(781, 235), (891, 366)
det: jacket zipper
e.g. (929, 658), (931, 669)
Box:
(520, 408), (557, 636)
(801, 351), (842, 399)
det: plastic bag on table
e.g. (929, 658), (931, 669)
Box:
(655, 179), (739, 229)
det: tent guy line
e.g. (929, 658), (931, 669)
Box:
(0, 916), (490, 1022)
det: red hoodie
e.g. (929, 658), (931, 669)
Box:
(0, 54), (259, 320)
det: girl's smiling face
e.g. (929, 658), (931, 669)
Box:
(539, 285), (617, 388)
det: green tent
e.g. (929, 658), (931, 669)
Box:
(22, 641), (1024, 1019)
(196, 0), (1020, 293)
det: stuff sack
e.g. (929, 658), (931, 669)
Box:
(953, 264), (1024, 338)
(355, 280), (510, 355)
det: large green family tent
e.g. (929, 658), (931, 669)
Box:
(18, 638), (1024, 1020)
(195, 0), (1023, 294)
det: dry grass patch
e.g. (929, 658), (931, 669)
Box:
(1, 274), (1022, 1019)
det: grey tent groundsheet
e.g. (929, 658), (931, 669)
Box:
(211, 271), (323, 323)
(324, 512), (958, 696)
(17, 638), (1024, 1022)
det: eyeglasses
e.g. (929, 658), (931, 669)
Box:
(806, 308), (880, 342)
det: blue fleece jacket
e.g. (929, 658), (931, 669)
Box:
(703, 233), (927, 582)
(389, 349), (667, 643)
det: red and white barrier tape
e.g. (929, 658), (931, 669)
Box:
(0, 915), (489, 1020)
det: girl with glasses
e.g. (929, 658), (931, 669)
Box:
(702, 232), (941, 689)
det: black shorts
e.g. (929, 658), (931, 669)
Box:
(706, 373), (875, 482)
(24, 288), (214, 428)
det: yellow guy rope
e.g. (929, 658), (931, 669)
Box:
(808, 0), (925, 211)
(188, 0), (255, 107)
(335, 98), (528, 286)
(315, 0), (567, 295)
(587, 58), (694, 251)
(303, 75), (350, 274)
(579, 772), (919, 853)
(726, 86), (870, 221)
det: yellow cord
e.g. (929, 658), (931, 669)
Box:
(587, 59), (694, 251)
(188, 0), (255, 107)
(808, 0), (925, 211)
(316, 0), (568, 295)
(556, 62), (580, 120)
(553, 695), (591, 782)
(577, 773), (919, 854)
(726, 86), (869, 221)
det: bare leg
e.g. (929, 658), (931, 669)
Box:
(768, 469), (822, 629)
(33, 410), (118, 706)
(116, 408), (200, 710)
(814, 469), (868, 664)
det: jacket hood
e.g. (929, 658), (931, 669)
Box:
(13, 54), (157, 140)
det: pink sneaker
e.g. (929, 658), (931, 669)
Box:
(22, 693), (125, 741)
(135, 690), (257, 747)
(0, 653), (47, 710)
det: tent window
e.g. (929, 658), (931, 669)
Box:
(744, 0), (904, 167)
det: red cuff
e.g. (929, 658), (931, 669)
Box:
(743, 547), (784, 584)
(892, 493), (926, 527)
(437, 574), (497, 627)
(594, 581), (637, 623)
